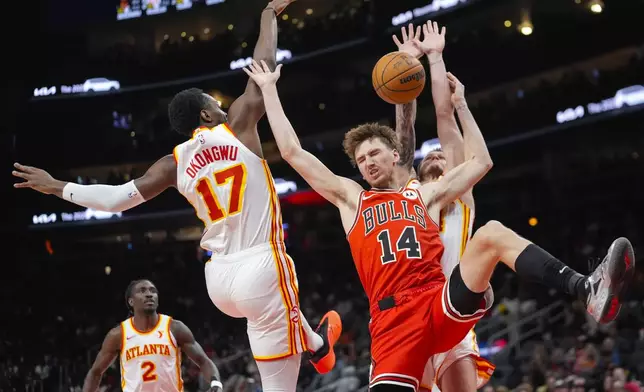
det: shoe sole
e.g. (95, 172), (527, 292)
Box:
(599, 237), (635, 322)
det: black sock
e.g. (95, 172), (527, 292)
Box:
(514, 244), (589, 301)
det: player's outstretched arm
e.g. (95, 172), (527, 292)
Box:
(82, 326), (121, 392)
(419, 73), (492, 209)
(171, 320), (222, 391)
(243, 60), (362, 207)
(419, 20), (465, 170)
(227, 0), (294, 156)
(12, 154), (176, 213)
(391, 24), (421, 171)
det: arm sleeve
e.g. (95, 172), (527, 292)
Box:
(62, 181), (146, 213)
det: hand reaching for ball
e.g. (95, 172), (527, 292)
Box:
(418, 20), (446, 55)
(447, 72), (467, 108)
(267, 0), (296, 16)
(392, 23), (423, 59)
(243, 60), (283, 89)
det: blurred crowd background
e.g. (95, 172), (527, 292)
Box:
(3, 0), (644, 391)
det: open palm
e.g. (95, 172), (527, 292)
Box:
(243, 60), (283, 89)
(392, 23), (422, 59)
(419, 20), (446, 54)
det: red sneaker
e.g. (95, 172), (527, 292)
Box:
(309, 310), (342, 374)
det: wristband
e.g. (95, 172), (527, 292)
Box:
(210, 379), (223, 389)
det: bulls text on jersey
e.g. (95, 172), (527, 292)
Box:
(362, 198), (427, 236)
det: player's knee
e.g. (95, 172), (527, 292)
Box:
(473, 220), (509, 248)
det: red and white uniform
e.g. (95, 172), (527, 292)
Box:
(348, 184), (488, 391)
(120, 315), (183, 392)
(173, 124), (309, 361)
(406, 180), (495, 390)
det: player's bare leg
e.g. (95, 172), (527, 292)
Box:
(437, 357), (477, 392)
(456, 220), (635, 323)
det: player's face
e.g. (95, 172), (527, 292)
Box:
(202, 93), (228, 124)
(418, 150), (446, 183)
(354, 138), (400, 188)
(130, 280), (159, 314)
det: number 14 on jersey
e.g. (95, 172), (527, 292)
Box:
(377, 226), (422, 264)
(195, 163), (247, 223)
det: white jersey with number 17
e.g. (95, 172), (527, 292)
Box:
(173, 124), (281, 256)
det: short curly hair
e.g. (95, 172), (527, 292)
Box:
(168, 88), (210, 136)
(342, 122), (401, 166)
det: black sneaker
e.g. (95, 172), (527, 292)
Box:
(586, 237), (635, 323)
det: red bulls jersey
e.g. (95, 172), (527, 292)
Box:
(347, 186), (445, 307)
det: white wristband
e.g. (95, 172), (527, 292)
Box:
(210, 380), (223, 389)
(62, 181), (145, 213)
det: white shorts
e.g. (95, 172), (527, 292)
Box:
(420, 329), (495, 390)
(204, 242), (309, 361)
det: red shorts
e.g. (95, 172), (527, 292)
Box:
(368, 281), (493, 391)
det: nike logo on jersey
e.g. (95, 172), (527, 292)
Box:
(362, 194), (377, 200)
(559, 266), (567, 274)
(157, 331), (163, 338)
(126, 335), (136, 340)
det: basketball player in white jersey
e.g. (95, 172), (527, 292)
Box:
(12, 1), (342, 390)
(82, 279), (221, 392)
(391, 22), (494, 391)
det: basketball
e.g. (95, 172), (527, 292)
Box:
(372, 51), (426, 105)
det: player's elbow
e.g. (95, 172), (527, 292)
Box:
(101, 203), (126, 213)
(86, 366), (104, 380)
(279, 143), (301, 162)
(477, 157), (494, 175)
(253, 53), (277, 70)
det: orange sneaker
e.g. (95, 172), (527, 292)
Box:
(309, 310), (342, 374)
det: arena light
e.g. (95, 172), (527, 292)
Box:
(589, 0), (603, 13)
(518, 20), (533, 36)
(414, 138), (441, 160)
(504, 20), (512, 28)
(229, 49), (293, 70)
(32, 208), (123, 225)
(556, 85), (644, 124)
(391, 0), (472, 26)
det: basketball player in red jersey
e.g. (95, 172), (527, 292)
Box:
(392, 22), (494, 391)
(83, 279), (222, 392)
(244, 60), (635, 392)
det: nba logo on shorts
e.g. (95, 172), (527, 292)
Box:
(198, 134), (206, 144)
(290, 306), (300, 323)
(403, 190), (417, 200)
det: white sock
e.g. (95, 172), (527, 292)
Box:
(301, 314), (324, 352)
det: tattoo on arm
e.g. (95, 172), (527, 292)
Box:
(396, 100), (417, 169)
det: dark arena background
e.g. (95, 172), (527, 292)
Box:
(4, 0), (644, 391)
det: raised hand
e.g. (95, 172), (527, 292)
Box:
(12, 163), (64, 194)
(392, 23), (423, 59)
(446, 72), (466, 108)
(267, 0), (296, 16)
(419, 20), (446, 55)
(243, 60), (283, 89)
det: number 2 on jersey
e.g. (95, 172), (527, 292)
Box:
(377, 226), (422, 264)
(195, 163), (247, 222)
(141, 361), (157, 382)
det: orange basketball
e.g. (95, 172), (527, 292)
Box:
(372, 51), (426, 105)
